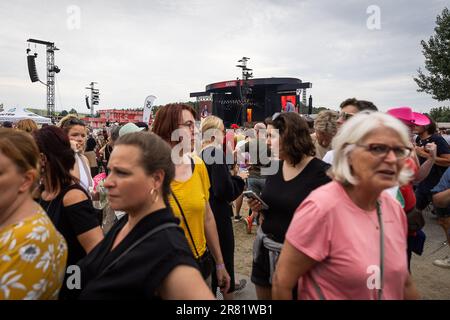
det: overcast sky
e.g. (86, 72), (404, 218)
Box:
(0, 0), (448, 113)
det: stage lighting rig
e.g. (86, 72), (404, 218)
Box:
(26, 38), (61, 117)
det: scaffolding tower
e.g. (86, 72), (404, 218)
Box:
(27, 38), (60, 117)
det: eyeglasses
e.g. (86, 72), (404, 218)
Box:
(338, 112), (355, 121)
(355, 143), (412, 159)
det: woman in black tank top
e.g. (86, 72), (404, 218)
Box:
(34, 126), (104, 299)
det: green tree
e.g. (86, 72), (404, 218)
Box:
(429, 106), (450, 122)
(414, 7), (450, 101)
(60, 110), (68, 117)
(69, 108), (78, 115)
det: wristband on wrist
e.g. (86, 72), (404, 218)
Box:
(216, 263), (225, 270)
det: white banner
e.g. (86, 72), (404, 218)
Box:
(143, 95), (157, 124)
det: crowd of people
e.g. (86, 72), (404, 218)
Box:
(0, 98), (449, 300)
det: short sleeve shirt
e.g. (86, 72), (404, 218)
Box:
(286, 181), (409, 300)
(416, 134), (450, 190)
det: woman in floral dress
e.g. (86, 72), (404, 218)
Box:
(0, 129), (67, 300)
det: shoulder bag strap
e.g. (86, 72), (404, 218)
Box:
(97, 222), (179, 279)
(170, 189), (200, 258)
(310, 275), (326, 300)
(190, 155), (195, 173)
(376, 200), (384, 300)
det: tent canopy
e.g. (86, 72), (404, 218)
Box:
(0, 107), (52, 125)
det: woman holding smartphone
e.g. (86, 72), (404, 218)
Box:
(248, 112), (331, 300)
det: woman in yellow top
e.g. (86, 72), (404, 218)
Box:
(153, 103), (231, 294)
(0, 129), (67, 300)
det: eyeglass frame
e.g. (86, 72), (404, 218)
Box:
(338, 112), (355, 121)
(353, 143), (412, 160)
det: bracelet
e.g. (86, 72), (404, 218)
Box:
(216, 263), (225, 270)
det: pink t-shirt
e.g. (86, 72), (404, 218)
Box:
(286, 181), (409, 300)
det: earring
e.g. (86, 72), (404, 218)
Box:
(150, 188), (159, 204)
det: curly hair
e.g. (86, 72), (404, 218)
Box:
(314, 110), (338, 135)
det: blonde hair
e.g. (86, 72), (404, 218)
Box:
(16, 119), (38, 133)
(330, 111), (413, 186)
(314, 110), (338, 135)
(57, 114), (86, 133)
(201, 115), (224, 148)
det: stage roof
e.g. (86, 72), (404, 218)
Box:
(190, 77), (312, 97)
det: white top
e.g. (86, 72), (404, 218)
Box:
(322, 150), (334, 165)
(75, 153), (93, 193)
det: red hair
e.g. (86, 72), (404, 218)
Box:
(152, 103), (197, 146)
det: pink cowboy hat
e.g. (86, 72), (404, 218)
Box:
(387, 107), (430, 126)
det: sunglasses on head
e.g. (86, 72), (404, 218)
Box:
(66, 118), (85, 126)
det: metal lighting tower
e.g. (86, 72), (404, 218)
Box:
(236, 57), (253, 125)
(27, 39), (60, 117)
(85, 82), (99, 116)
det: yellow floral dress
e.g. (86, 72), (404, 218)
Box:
(0, 206), (68, 300)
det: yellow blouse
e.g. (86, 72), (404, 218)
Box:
(168, 155), (211, 258)
(0, 206), (68, 300)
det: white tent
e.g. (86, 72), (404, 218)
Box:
(0, 107), (52, 125)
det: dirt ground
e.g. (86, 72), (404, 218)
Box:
(233, 201), (256, 278)
(232, 202), (450, 300)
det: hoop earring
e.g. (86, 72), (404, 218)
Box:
(150, 188), (159, 204)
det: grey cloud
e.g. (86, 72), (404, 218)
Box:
(0, 0), (447, 113)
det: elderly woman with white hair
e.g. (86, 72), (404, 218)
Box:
(272, 112), (420, 300)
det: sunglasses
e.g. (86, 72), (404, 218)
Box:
(338, 112), (355, 121)
(65, 118), (86, 126)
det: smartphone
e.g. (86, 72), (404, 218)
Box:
(243, 190), (269, 210)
